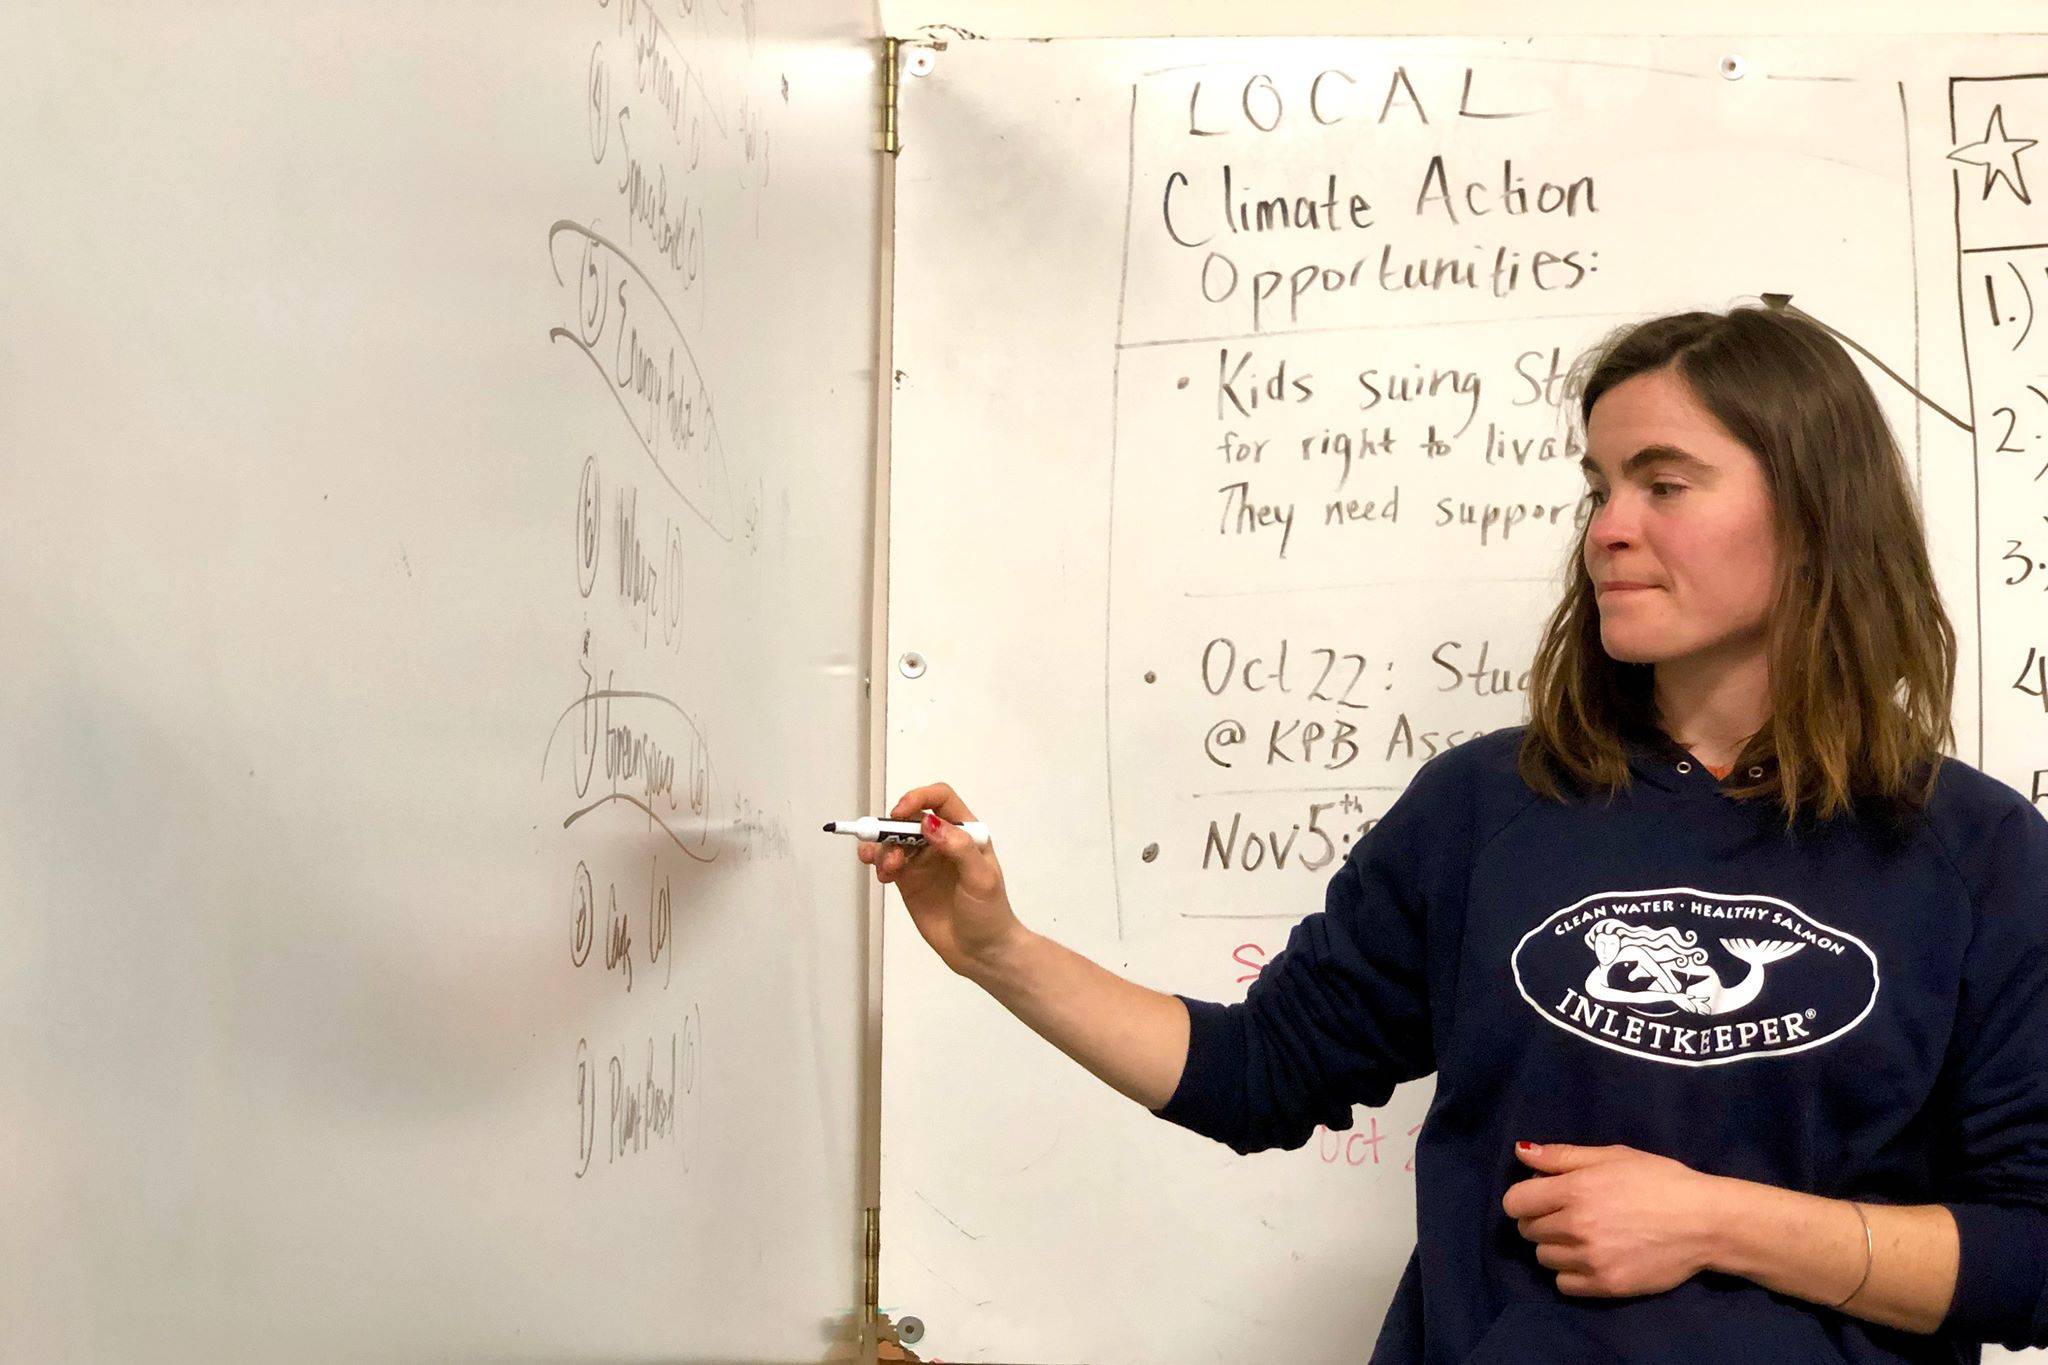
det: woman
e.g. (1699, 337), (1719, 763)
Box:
(856, 306), (2048, 1362)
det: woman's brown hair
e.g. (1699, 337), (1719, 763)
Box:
(1516, 303), (1958, 833)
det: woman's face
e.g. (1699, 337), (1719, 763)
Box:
(1580, 366), (1785, 672)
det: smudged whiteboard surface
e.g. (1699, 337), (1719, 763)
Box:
(0, 2), (878, 1361)
(884, 35), (2048, 1364)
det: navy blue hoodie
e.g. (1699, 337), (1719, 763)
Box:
(1152, 723), (2048, 1362)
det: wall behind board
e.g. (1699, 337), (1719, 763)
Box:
(0, 2), (881, 1360)
(881, 31), (2048, 1365)
(881, 1), (2048, 38)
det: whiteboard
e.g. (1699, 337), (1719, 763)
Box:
(0, 2), (879, 1360)
(883, 34), (2048, 1364)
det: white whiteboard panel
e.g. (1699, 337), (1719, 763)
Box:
(884, 35), (2047, 1364)
(0, 2), (879, 1360)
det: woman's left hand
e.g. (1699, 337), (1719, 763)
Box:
(1502, 1141), (1724, 1297)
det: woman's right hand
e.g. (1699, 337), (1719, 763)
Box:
(857, 782), (1023, 978)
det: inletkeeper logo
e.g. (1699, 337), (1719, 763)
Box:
(1510, 887), (1881, 1067)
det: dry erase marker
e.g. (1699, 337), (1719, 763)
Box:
(823, 817), (991, 848)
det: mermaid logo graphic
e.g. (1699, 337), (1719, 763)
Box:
(1511, 887), (1881, 1067)
(1583, 921), (1803, 1017)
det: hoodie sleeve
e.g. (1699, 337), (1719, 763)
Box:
(1149, 747), (1469, 1156)
(1937, 800), (2048, 1349)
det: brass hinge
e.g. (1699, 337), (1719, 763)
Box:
(863, 1204), (880, 1318)
(880, 39), (900, 156)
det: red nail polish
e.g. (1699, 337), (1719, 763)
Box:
(1516, 1141), (1534, 1151)
(923, 814), (939, 832)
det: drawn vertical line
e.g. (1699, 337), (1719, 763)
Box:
(1949, 77), (1984, 769)
(1105, 81), (1138, 942)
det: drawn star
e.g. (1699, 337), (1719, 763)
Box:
(1948, 104), (2038, 205)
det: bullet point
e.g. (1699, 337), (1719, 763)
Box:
(1175, 376), (1189, 389)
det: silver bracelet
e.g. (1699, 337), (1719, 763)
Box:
(1834, 1200), (1874, 1309)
